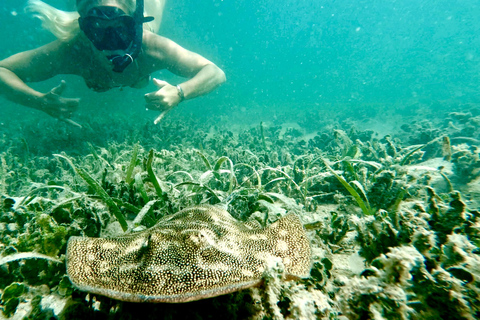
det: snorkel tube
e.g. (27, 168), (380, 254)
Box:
(109, 0), (153, 72)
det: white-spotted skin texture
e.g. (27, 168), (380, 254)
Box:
(66, 205), (311, 303)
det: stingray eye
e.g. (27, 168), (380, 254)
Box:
(135, 234), (152, 260)
(145, 234), (152, 247)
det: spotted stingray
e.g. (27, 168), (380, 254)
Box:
(66, 205), (311, 303)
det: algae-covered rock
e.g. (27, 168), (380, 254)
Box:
(1, 282), (27, 317)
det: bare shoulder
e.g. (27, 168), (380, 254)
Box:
(138, 32), (177, 73)
(140, 31), (213, 76)
(0, 36), (85, 82)
(141, 32), (178, 59)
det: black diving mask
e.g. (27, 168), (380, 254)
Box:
(78, 0), (153, 73)
(79, 6), (135, 51)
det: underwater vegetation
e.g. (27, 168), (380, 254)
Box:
(0, 105), (480, 319)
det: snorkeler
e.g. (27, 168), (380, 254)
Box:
(0, 0), (226, 126)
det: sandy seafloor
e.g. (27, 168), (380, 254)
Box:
(0, 101), (480, 320)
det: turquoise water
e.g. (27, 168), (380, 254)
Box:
(2, 0), (480, 124)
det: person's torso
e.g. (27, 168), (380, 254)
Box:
(67, 35), (153, 92)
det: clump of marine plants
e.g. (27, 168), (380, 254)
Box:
(1, 107), (480, 319)
(450, 143), (480, 184)
(337, 187), (480, 319)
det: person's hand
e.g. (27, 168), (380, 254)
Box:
(144, 78), (183, 125)
(40, 81), (81, 127)
(144, 78), (182, 112)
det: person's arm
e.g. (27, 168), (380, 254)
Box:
(0, 40), (80, 120)
(143, 33), (226, 112)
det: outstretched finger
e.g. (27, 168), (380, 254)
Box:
(59, 118), (83, 128)
(51, 80), (67, 96)
(154, 110), (170, 125)
(144, 92), (160, 102)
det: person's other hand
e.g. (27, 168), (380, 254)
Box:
(41, 81), (81, 127)
(144, 78), (182, 112)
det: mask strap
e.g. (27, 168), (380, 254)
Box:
(110, 0), (152, 73)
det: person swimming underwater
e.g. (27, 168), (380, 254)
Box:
(0, 0), (226, 126)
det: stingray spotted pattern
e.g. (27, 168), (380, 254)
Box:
(66, 205), (311, 303)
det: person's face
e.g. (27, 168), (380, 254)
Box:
(79, 5), (136, 52)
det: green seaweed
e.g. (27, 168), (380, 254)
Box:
(262, 167), (303, 198)
(1, 282), (26, 317)
(400, 144), (426, 165)
(438, 170), (454, 193)
(75, 167), (128, 232)
(111, 197), (141, 215)
(234, 163), (262, 189)
(134, 172), (150, 203)
(213, 156), (236, 193)
(196, 150), (213, 171)
(323, 159), (373, 216)
(166, 170), (194, 183)
(125, 143), (139, 185)
(0, 252), (62, 265)
(54, 154), (128, 232)
(146, 149), (164, 199)
(19, 185), (68, 206)
(175, 181), (222, 202)
(132, 200), (159, 227)
(87, 142), (100, 161)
